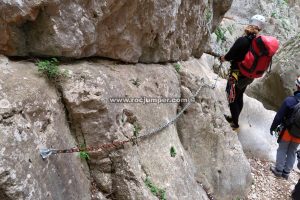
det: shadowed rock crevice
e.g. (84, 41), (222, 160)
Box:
(0, 189), (11, 200)
(0, 169), (24, 200)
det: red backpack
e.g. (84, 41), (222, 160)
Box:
(238, 36), (279, 78)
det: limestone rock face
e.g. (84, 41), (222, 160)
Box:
(176, 58), (252, 200)
(58, 60), (209, 200)
(238, 95), (277, 161)
(0, 54), (252, 199)
(247, 33), (300, 109)
(0, 0), (232, 63)
(0, 56), (91, 200)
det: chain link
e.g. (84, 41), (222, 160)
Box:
(138, 78), (205, 140)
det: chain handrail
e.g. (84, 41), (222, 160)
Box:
(39, 75), (220, 159)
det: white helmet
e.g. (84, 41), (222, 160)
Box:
(249, 15), (266, 30)
(296, 76), (300, 87)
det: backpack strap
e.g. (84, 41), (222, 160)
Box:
(256, 36), (269, 56)
(291, 99), (300, 131)
(248, 45), (259, 73)
(246, 34), (256, 41)
(267, 58), (273, 73)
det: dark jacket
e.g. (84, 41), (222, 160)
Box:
(270, 91), (300, 132)
(224, 34), (255, 70)
(292, 179), (300, 200)
(225, 35), (256, 90)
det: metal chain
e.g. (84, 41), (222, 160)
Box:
(39, 75), (220, 159)
(138, 78), (206, 140)
(206, 18), (212, 37)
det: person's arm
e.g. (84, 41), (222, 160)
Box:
(270, 99), (289, 132)
(223, 37), (248, 61)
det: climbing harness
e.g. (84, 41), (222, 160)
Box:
(40, 77), (220, 159)
(227, 76), (236, 103)
(225, 70), (239, 103)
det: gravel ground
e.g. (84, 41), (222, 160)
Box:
(247, 158), (300, 200)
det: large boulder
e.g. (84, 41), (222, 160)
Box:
(0, 0), (232, 63)
(238, 95), (277, 161)
(56, 60), (210, 200)
(0, 56), (91, 200)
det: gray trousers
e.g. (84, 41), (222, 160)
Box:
(276, 141), (299, 173)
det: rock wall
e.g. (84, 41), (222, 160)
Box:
(0, 55), (252, 199)
(58, 60), (208, 200)
(0, 0), (261, 199)
(177, 58), (252, 200)
(0, 0), (232, 63)
(0, 56), (91, 200)
(58, 58), (252, 199)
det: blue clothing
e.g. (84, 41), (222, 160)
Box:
(276, 140), (299, 173)
(270, 91), (300, 132)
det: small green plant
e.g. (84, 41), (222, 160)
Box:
(144, 177), (166, 200)
(133, 122), (141, 137)
(170, 146), (176, 157)
(130, 78), (141, 87)
(78, 144), (90, 160)
(36, 58), (68, 80)
(214, 27), (227, 43)
(271, 12), (277, 18)
(173, 63), (181, 72)
(79, 151), (90, 160)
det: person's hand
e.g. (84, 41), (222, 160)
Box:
(220, 56), (226, 62)
(270, 129), (274, 136)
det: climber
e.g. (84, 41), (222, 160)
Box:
(220, 15), (266, 130)
(270, 76), (300, 180)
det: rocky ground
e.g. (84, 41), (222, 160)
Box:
(247, 158), (300, 200)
